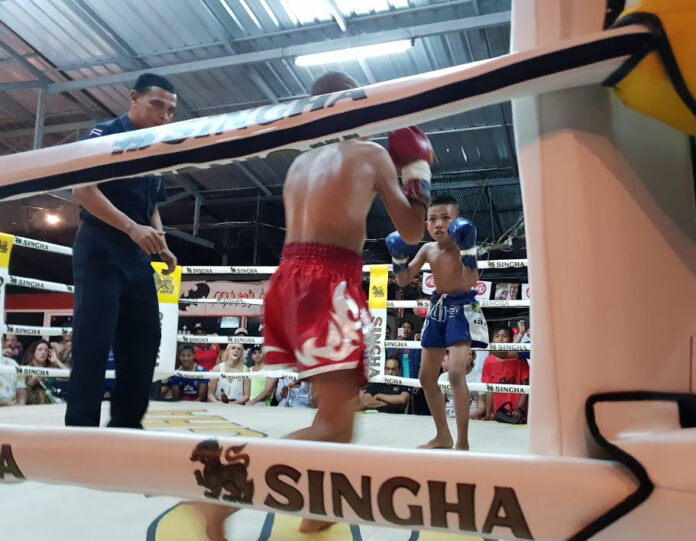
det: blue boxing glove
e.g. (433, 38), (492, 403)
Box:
(386, 231), (419, 273)
(448, 218), (477, 270)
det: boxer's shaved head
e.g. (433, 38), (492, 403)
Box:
(311, 72), (359, 96)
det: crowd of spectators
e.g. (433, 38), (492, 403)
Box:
(2, 313), (530, 425)
(1, 334), (72, 405)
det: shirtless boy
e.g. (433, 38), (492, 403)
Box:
(198, 71), (432, 539)
(386, 193), (489, 450)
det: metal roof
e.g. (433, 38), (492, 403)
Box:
(0, 0), (525, 269)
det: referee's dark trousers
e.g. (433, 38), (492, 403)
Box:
(65, 223), (161, 428)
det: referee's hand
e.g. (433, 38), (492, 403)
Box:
(127, 223), (167, 255)
(160, 248), (178, 275)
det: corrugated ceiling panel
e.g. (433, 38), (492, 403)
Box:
(0, 0), (118, 66)
(84, 0), (226, 56)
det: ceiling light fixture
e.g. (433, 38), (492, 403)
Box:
(295, 39), (412, 66)
(45, 213), (61, 226)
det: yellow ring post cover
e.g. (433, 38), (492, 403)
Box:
(368, 265), (389, 311)
(151, 263), (182, 304)
(613, 0), (696, 134)
(0, 233), (15, 270)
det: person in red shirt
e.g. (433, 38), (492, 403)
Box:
(481, 327), (529, 423)
(191, 323), (220, 371)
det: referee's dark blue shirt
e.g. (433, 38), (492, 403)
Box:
(80, 114), (167, 231)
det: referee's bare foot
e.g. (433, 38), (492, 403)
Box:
(454, 440), (470, 451)
(299, 518), (335, 533)
(418, 435), (453, 449)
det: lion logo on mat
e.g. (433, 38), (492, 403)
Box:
(190, 439), (254, 503)
(154, 273), (174, 295)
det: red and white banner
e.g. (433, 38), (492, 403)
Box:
(474, 281), (492, 300)
(422, 272), (437, 295)
(522, 283), (530, 300)
(179, 280), (268, 316)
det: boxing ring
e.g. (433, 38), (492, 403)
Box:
(1, 1), (695, 539)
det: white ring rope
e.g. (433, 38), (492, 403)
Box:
(387, 299), (529, 308)
(6, 275), (74, 294)
(0, 25), (650, 203)
(13, 235), (74, 256)
(0, 324), (71, 337)
(181, 259), (529, 274)
(0, 364), (528, 395)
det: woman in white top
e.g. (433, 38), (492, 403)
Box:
(207, 343), (249, 404)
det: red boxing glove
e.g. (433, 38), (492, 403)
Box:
(388, 126), (433, 207)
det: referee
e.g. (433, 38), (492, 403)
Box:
(65, 73), (178, 428)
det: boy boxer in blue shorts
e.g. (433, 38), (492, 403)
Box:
(387, 193), (488, 450)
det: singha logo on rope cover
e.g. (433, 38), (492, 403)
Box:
(154, 272), (174, 295)
(371, 284), (385, 298)
(0, 240), (8, 253)
(191, 440), (254, 503)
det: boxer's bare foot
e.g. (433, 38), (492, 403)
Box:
(417, 435), (454, 449)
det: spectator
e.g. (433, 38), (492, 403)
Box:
(275, 377), (312, 408)
(0, 355), (27, 406)
(22, 339), (68, 404)
(2, 334), (23, 362)
(165, 344), (208, 402)
(438, 349), (485, 419)
(246, 345), (262, 368)
(207, 343), (248, 404)
(49, 338), (71, 397)
(481, 327), (529, 423)
(60, 334), (73, 367)
(49, 337), (66, 359)
(387, 322), (429, 414)
(386, 321), (422, 379)
(513, 319), (531, 363)
(359, 358), (410, 414)
(192, 323), (221, 371)
(245, 349), (276, 407)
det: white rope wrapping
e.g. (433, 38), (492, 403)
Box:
(5, 234), (526, 270)
(176, 334), (264, 345)
(0, 324), (71, 337)
(181, 265), (278, 274)
(0, 327), (532, 352)
(13, 236), (73, 256)
(387, 299), (530, 308)
(6, 275), (74, 294)
(181, 260), (529, 274)
(179, 297), (530, 308)
(0, 365), (528, 394)
(369, 374), (530, 394)
(384, 340), (530, 351)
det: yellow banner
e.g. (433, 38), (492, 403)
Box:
(0, 233), (15, 269)
(151, 263), (182, 304)
(368, 265), (388, 310)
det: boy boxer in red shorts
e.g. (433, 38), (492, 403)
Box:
(198, 72), (433, 539)
(263, 72), (431, 532)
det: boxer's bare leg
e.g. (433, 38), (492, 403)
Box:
(285, 370), (359, 532)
